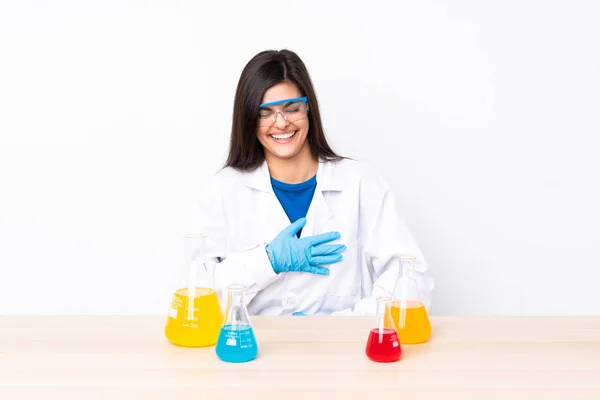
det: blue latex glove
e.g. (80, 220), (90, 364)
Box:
(266, 218), (346, 275)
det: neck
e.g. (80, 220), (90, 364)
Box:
(266, 147), (318, 184)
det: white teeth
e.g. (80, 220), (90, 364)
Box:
(272, 132), (295, 140)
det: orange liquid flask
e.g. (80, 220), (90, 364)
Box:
(164, 233), (223, 347)
(390, 255), (432, 344)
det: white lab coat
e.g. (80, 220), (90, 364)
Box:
(192, 157), (434, 316)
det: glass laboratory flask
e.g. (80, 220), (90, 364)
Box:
(215, 284), (258, 363)
(365, 296), (401, 363)
(164, 233), (223, 347)
(390, 255), (432, 344)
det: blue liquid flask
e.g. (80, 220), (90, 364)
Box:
(216, 284), (258, 363)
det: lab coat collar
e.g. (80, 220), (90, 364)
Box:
(240, 158), (343, 193)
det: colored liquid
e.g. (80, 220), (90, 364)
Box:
(365, 328), (401, 362)
(216, 324), (258, 363)
(389, 300), (432, 344)
(164, 287), (223, 347)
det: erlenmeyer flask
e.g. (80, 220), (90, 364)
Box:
(215, 284), (258, 363)
(390, 255), (432, 344)
(164, 233), (223, 347)
(365, 296), (401, 363)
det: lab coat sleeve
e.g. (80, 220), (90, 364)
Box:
(192, 175), (280, 307)
(332, 172), (434, 316)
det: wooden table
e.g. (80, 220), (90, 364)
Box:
(1, 316), (599, 399)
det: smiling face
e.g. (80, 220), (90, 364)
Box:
(256, 81), (311, 163)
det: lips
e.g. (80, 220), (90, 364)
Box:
(269, 131), (296, 142)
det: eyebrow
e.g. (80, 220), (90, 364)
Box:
(259, 96), (307, 108)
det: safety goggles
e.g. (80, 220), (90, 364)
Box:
(258, 96), (309, 127)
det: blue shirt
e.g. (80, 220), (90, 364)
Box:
(270, 174), (317, 238)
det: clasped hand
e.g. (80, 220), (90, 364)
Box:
(266, 218), (346, 275)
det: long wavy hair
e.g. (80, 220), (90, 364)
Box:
(224, 49), (342, 171)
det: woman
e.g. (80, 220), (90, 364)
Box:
(194, 49), (434, 316)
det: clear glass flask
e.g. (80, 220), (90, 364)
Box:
(389, 255), (432, 344)
(215, 284), (258, 363)
(164, 233), (223, 347)
(365, 296), (401, 362)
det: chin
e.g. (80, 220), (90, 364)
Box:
(271, 149), (301, 159)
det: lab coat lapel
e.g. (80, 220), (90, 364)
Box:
(302, 159), (342, 237)
(238, 161), (290, 240)
(302, 187), (333, 237)
(266, 190), (293, 237)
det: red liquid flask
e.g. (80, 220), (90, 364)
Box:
(365, 296), (401, 363)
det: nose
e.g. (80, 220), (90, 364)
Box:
(273, 111), (289, 129)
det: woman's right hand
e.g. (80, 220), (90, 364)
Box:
(265, 218), (346, 275)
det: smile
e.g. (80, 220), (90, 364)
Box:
(270, 131), (296, 141)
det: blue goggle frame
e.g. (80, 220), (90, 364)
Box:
(259, 96), (308, 108)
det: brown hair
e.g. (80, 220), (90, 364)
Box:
(224, 49), (342, 171)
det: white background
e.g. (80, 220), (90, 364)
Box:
(1, 1), (599, 316)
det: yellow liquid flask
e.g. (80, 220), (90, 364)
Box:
(164, 233), (223, 347)
(390, 255), (432, 344)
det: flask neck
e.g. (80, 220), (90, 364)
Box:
(400, 258), (415, 272)
(373, 296), (395, 330)
(224, 285), (250, 327)
(228, 287), (245, 307)
(397, 258), (417, 284)
(394, 257), (423, 304)
(376, 296), (389, 317)
(184, 235), (206, 262)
